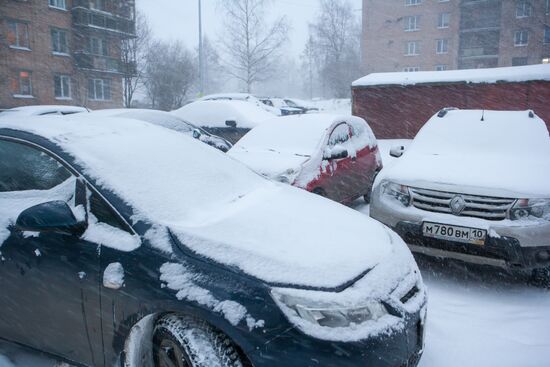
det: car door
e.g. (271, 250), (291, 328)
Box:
(321, 122), (356, 202)
(0, 138), (103, 366)
(346, 122), (380, 199)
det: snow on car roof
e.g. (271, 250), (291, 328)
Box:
(0, 105), (89, 117)
(199, 92), (253, 101)
(233, 113), (366, 156)
(0, 115), (396, 288)
(352, 64), (550, 87)
(87, 109), (195, 133)
(172, 100), (275, 128)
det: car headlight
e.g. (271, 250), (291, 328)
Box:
(510, 199), (550, 221)
(271, 289), (387, 328)
(381, 180), (411, 207)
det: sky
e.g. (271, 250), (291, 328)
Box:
(137, 0), (363, 58)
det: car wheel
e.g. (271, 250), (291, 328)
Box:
(531, 267), (550, 288)
(153, 315), (244, 367)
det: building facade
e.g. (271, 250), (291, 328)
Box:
(0, 0), (135, 110)
(361, 0), (550, 73)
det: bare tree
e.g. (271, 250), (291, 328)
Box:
(308, 0), (361, 98)
(219, 0), (289, 93)
(144, 41), (196, 111)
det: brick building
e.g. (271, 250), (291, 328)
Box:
(0, 0), (135, 110)
(351, 64), (550, 138)
(361, 0), (550, 74)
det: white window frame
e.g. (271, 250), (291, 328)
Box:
(545, 26), (550, 44)
(48, 0), (67, 10)
(7, 21), (30, 50)
(405, 41), (419, 56)
(403, 66), (420, 72)
(89, 37), (108, 56)
(438, 12), (450, 29)
(435, 65), (448, 71)
(51, 28), (69, 55)
(516, 0), (532, 18)
(404, 16), (420, 32)
(54, 75), (71, 100)
(88, 78), (111, 101)
(436, 39), (449, 54)
(15, 70), (33, 97)
(514, 30), (529, 46)
(405, 0), (422, 6)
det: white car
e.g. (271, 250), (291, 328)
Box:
(199, 93), (280, 115)
(0, 105), (89, 117)
(370, 109), (550, 285)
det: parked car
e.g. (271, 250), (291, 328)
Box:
(199, 92), (280, 115)
(370, 109), (550, 286)
(229, 114), (383, 204)
(0, 115), (426, 367)
(172, 99), (275, 144)
(258, 97), (305, 115)
(87, 108), (232, 152)
(0, 105), (89, 117)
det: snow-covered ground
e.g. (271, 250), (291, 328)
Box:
(308, 98), (352, 115)
(1, 138), (548, 367)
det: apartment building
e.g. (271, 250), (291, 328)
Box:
(0, 0), (136, 110)
(361, 0), (550, 73)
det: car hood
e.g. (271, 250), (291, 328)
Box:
(380, 151), (550, 198)
(168, 184), (396, 289)
(228, 148), (309, 181)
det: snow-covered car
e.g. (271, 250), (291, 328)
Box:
(370, 109), (550, 285)
(172, 99), (275, 143)
(199, 92), (281, 115)
(262, 97), (319, 114)
(258, 97), (305, 115)
(87, 108), (232, 152)
(0, 115), (426, 367)
(229, 114), (383, 204)
(0, 105), (89, 117)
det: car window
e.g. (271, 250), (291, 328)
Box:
(328, 123), (351, 147)
(0, 139), (72, 192)
(89, 190), (132, 233)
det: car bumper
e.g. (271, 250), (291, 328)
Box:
(371, 196), (550, 270)
(247, 310), (426, 367)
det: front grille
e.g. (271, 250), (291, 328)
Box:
(410, 187), (516, 221)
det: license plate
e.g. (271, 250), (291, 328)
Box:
(422, 222), (486, 245)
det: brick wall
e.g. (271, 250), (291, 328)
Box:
(352, 80), (550, 139)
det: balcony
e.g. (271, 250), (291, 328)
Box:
(74, 52), (136, 75)
(72, 6), (135, 37)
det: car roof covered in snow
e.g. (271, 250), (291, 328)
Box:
(233, 114), (371, 156)
(87, 108), (197, 133)
(0, 115), (399, 289)
(199, 92), (254, 101)
(352, 64), (550, 87)
(0, 105), (89, 117)
(171, 100), (275, 128)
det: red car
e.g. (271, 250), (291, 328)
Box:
(228, 114), (382, 203)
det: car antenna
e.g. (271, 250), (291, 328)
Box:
(481, 110), (485, 122)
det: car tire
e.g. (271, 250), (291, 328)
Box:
(153, 315), (244, 367)
(531, 267), (550, 288)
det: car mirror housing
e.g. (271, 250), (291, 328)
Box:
(225, 120), (237, 128)
(192, 128), (202, 139)
(389, 145), (405, 158)
(16, 201), (87, 237)
(324, 145), (349, 160)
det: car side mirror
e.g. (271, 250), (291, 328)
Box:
(16, 201), (87, 236)
(389, 145), (405, 158)
(225, 120), (237, 128)
(192, 128), (202, 139)
(324, 145), (348, 160)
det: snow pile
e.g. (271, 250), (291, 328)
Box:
(309, 98), (351, 115)
(0, 105), (89, 118)
(353, 64), (550, 87)
(378, 109), (550, 197)
(160, 262), (264, 329)
(103, 262), (125, 289)
(172, 100), (275, 129)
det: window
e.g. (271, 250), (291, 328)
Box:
(405, 41), (420, 55)
(54, 75), (71, 99)
(89, 191), (131, 233)
(7, 21), (30, 49)
(405, 0), (422, 5)
(51, 28), (68, 54)
(516, 0), (532, 18)
(436, 39), (449, 54)
(88, 78), (111, 100)
(403, 66), (420, 72)
(514, 30), (529, 46)
(0, 139), (71, 192)
(512, 57), (528, 66)
(328, 123), (351, 146)
(547, 0), (550, 14)
(11, 71), (33, 96)
(90, 0), (105, 11)
(545, 26), (550, 44)
(48, 0), (66, 9)
(438, 13), (450, 28)
(89, 37), (109, 56)
(435, 64), (448, 71)
(404, 16), (420, 31)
